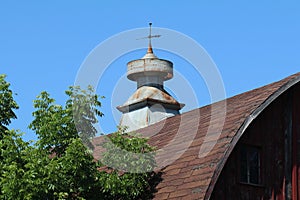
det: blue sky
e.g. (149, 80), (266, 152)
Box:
(1, 1), (300, 141)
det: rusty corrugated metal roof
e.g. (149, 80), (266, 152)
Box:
(117, 86), (184, 112)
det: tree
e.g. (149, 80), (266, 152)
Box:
(98, 127), (156, 199)
(29, 86), (103, 156)
(0, 74), (18, 136)
(0, 80), (157, 199)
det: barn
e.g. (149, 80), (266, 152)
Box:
(132, 72), (300, 199)
(93, 27), (300, 198)
(93, 71), (300, 199)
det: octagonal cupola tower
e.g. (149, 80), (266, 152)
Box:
(117, 23), (184, 131)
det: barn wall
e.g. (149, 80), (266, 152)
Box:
(210, 83), (300, 200)
(293, 84), (300, 199)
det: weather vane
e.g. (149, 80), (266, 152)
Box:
(137, 23), (161, 53)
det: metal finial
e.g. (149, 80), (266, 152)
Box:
(147, 22), (160, 53)
(136, 23), (161, 54)
(147, 22), (153, 53)
(149, 22), (152, 38)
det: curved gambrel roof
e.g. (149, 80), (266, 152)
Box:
(134, 72), (300, 200)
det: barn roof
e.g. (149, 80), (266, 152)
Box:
(93, 72), (300, 200)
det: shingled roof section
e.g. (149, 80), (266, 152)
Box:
(93, 72), (300, 200)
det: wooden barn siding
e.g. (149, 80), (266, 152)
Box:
(210, 83), (300, 200)
(292, 85), (300, 199)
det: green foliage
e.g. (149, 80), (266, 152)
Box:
(29, 86), (103, 155)
(0, 130), (101, 200)
(48, 138), (102, 199)
(0, 130), (50, 199)
(0, 79), (158, 200)
(98, 127), (156, 199)
(0, 75), (18, 135)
